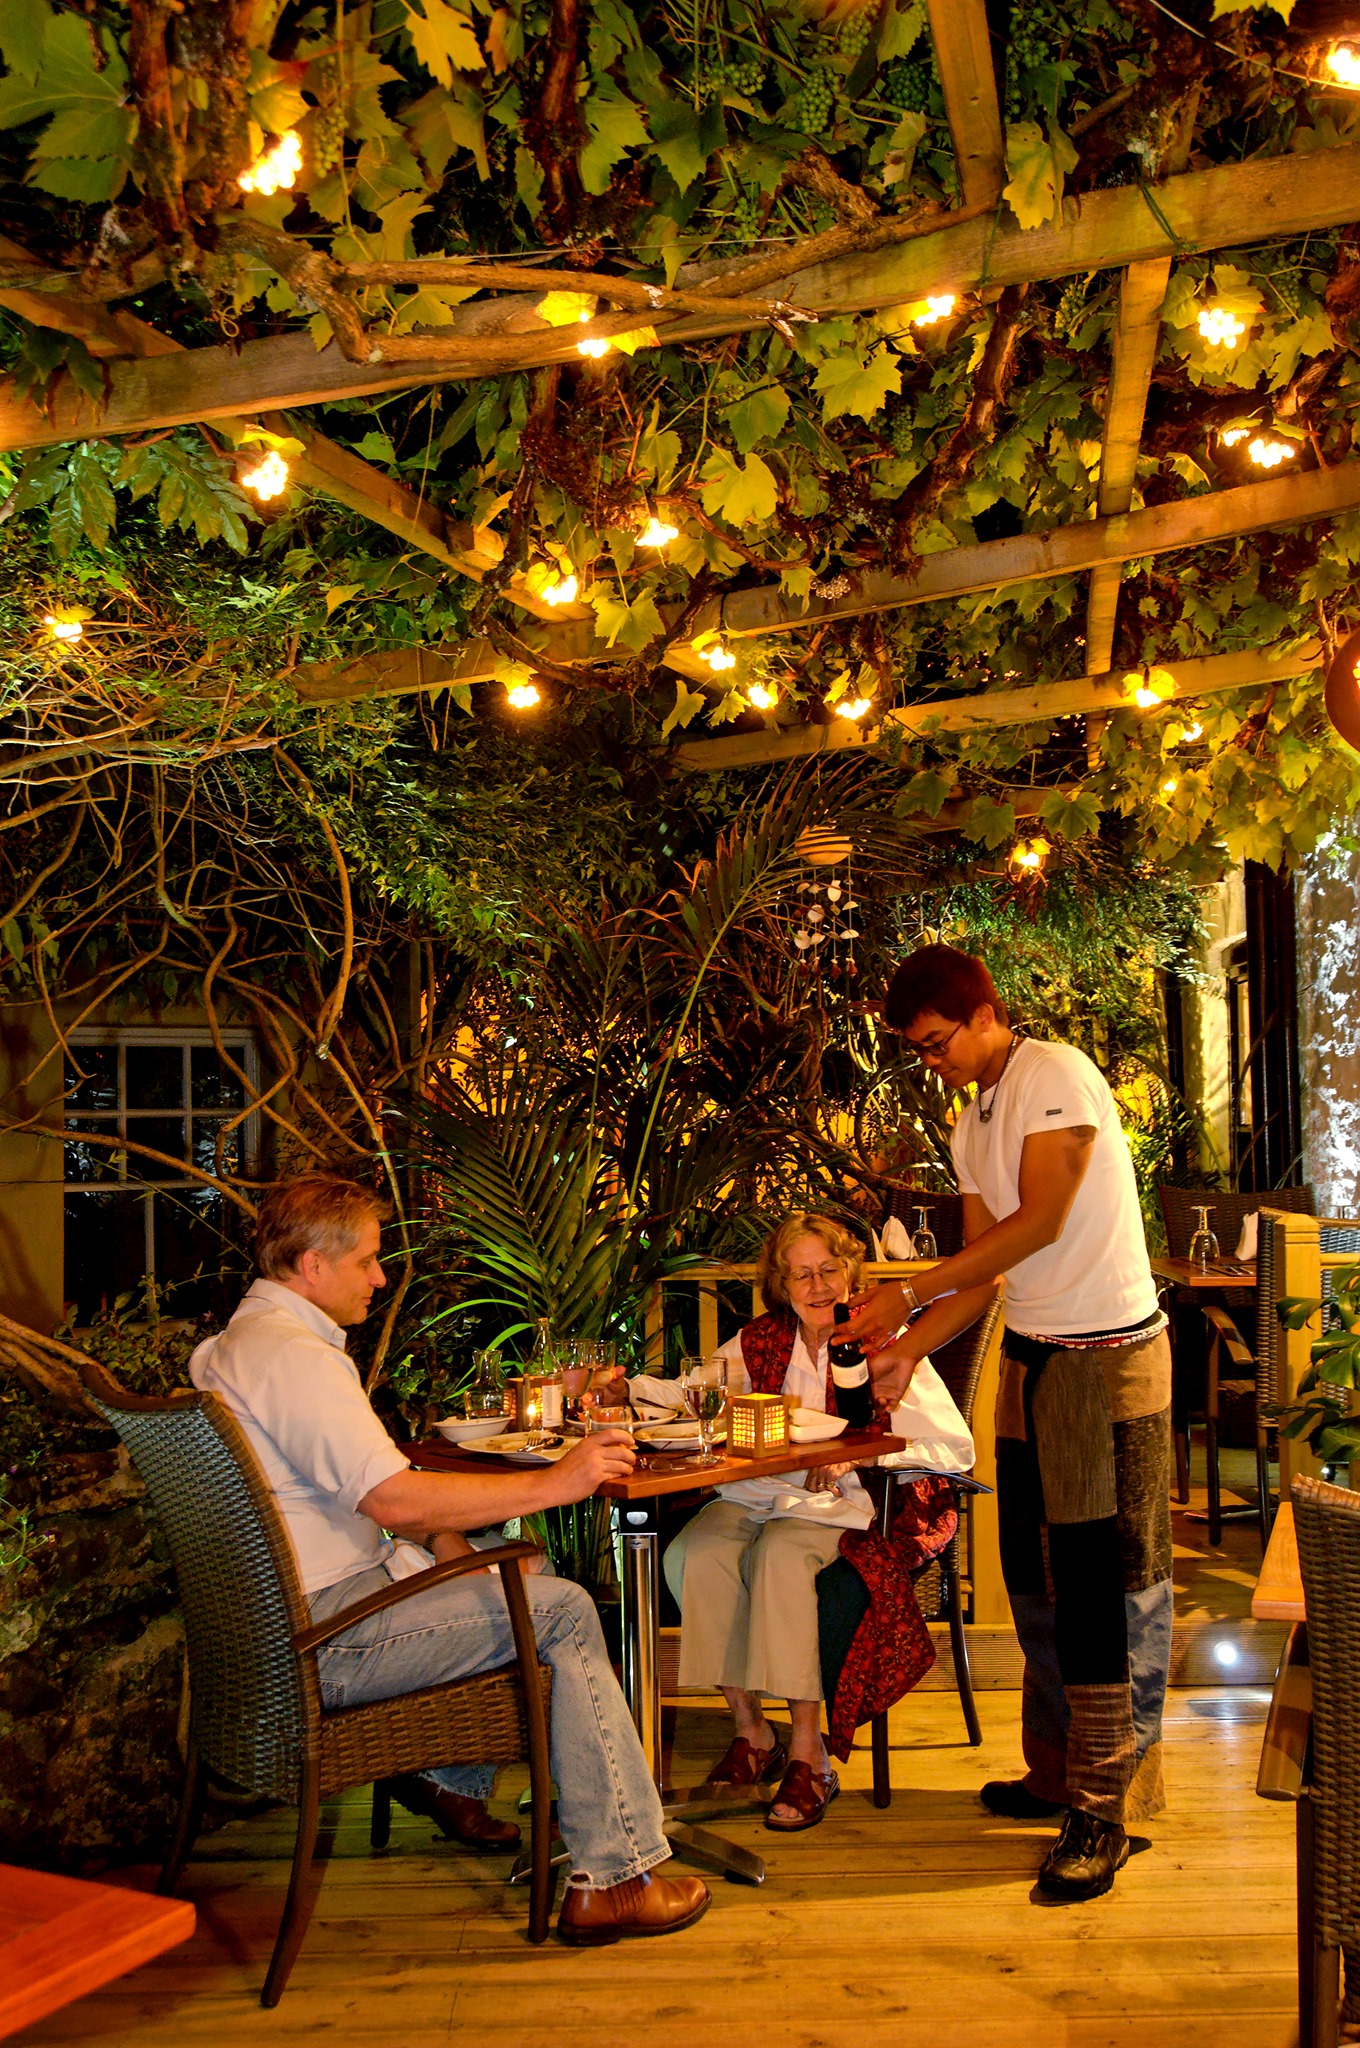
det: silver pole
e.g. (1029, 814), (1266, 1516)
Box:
(621, 1529), (662, 1789)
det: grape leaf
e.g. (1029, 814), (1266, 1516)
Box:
(1038, 788), (1101, 839)
(1211, 0), (1294, 16)
(721, 384), (791, 454)
(402, 0), (484, 86)
(661, 679), (707, 736)
(647, 99), (711, 193)
(699, 449), (778, 525)
(813, 347), (901, 422)
(579, 87), (648, 195)
(894, 768), (955, 818)
(0, 0), (48, 88)
(1002, 119), (1077, 232)
(590, 586), (664, 650)
(962, 797), (1017, 849)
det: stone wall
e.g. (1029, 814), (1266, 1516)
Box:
(1296, 835), (1360, 1218)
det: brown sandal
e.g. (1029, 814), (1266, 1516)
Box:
(765, 1759), (840, 1832)
(705, 1733), (788, 1788)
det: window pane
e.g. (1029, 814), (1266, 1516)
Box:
(152, 1190), (250, 1320)
(125, 1116), (187, 1181)
(125, 1044), (184, 1111)
(191, 1122), (239, 1178)
(64, 1118), (122, 1183)
(64, 1046), (117, 1111)
(191, 1045), (245, 1110)
(64, 1192), (148, 1320)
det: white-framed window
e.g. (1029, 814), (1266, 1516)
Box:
(63, 1029), (260, 1320)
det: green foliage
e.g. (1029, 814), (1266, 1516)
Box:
(1273, 1266), (1360, 1466)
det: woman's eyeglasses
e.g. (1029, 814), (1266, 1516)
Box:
(787, 1262), (847, 1286)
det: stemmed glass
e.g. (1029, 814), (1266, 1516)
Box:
(911, 1206), (938, 1260)
(1188, 1204), (1220, 1273)
(679, 1360), (726, 1465)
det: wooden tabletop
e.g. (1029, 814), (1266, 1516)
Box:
(1150, 1255), (1257, 1290)
(0, 1863), (194, 2040)
(1252, 1500), (1304, 1622)
(411, 1429), (905, 1502)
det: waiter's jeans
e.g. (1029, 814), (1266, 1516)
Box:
(309, 1565), (669, 1890)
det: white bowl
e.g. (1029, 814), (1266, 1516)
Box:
(789, 1410), (848, 1444)
(434, 1415), (512, 1443)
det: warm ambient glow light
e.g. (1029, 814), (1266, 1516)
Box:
(747, 681), (779, 709)
(834, 696), (873, 721)
(1182, 721), (1203, 742)
(914, 293), (956, 327)
(1328, 43), (1360, 86)
(241, 449), (290, 500)
(1220, 427), (1250, 447)
(44, 614), (83, 642)
(541, 571), (579, 606)
(1198, 306), (1247, 348)
(699, 641), (737, 671)
(239, 131), (302, 196)
(576, 314), (610, 359)
(1010, 837), (1051, 872)
(1248, 435), (1296, 469)
(1135, 686), (1161, 709)
(506, 681), (541, 708)
(1162, 777), (1178, 795)
(638, 517), (679, 548)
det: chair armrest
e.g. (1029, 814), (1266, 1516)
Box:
(1256, 1622), (1312, 1802)
(292, 1541), (542, 1653)
(1202, 1303), (1253, 1370)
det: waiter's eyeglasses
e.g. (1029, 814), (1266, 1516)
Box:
(901, 1019), (964, 1069)
(787, 1261), (846, 1286)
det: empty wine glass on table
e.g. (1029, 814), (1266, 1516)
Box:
(1188, 1205), (1220, 1273)
(910, 1206), (938, 1261)
(679, 1358), (727, 1465)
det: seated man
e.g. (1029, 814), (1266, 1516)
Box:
(190, 1172), (708, 1947)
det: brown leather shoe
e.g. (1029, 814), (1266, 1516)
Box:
(383, 1773), (522, 1851)
(557, 1866), (711, 1946)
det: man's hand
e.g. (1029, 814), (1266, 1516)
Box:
(550, 1428), (637, 1502)
(865, 1342), (923, 1411)
(834, 1280), (909, 1353)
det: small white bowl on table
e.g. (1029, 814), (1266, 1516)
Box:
(434, 1415), (512, 1444)
(789, 1410), (849, 1445)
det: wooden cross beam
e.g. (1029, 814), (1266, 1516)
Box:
(669, 640), (1322, 770)
(1084, 257), (1173, 677)
(2, 147), (1359, 446)
(926, 0), (1005, 209)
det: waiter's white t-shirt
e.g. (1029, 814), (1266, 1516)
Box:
(950, 1037), (1158, 1339)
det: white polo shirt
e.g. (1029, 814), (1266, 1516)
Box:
(190, 1279), (417, 1596)
(950, 1037), (1158, 1339)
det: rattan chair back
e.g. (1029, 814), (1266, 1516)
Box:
(1292, 1476), (1360, 1951)
(926, 1292), (1002, 1430)
(1158, 1183), (1314, 1262)
(80, 1354), (316, 1801)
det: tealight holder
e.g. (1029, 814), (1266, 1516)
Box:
(728, 1393), (792, 1458)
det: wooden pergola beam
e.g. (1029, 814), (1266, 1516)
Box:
(1085, 257), (1172, 676)
(2, 147), (1360, 448)
(926, 0), (1005, 209)
(670, 640), (1322, 770)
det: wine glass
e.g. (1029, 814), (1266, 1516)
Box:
(911, 1206), (938, 1260)
(1188, 1204), (1220, 1273)
(680, 1363), (727, 1464)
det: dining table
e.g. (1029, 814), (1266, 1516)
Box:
(1149, 1253), (1258, 1511)
(410, 1421), (904, 1885)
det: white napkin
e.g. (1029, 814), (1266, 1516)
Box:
(1235, 1212), (1259, 1260)
(628, 1373), (687, 1415)
(881, 1215), (914, 1260)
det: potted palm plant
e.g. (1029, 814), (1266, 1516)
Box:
(1274, 1263), (1360, 1483)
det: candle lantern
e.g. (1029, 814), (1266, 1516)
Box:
(728, 1393), (792, 1458)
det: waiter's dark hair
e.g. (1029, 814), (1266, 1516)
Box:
(256, 1174), (391, 1278)
(885, 944), (1008, 1033)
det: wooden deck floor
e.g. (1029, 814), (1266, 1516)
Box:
(15, 1686), (1297, 2048)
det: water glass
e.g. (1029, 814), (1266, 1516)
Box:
(680, 1362), (726, 1464)
(1188, 1204), (1220, 1273)
(911, 1206), (938, 1260)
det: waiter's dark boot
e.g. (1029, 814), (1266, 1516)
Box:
(1035, 1807), (1129, 1900)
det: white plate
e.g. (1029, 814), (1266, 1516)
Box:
(636, 1421), (727, 1448)
(462, 1433), (570, 1466)
(434, 1415), (512, 1443)
(789, 1411), (848, 1444)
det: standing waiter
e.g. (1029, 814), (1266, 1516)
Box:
(838, 944), (1170, 1901)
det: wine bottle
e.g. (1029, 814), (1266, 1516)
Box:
(830, 1303), (875, 1430)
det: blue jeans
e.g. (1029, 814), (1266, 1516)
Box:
(310, 1564), (669, 1890)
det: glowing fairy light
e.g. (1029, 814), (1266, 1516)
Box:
(1198, 305), (1247, 348)
(747, 681), (778, 709)
(1220, 427), (1249, 447)
(1181, 721), (1203, 742)
(576, 314), (610, 359)
(1328, 43), (1360, 86)
(700, 640), (737, 672)
(240, 448), (290, 500)
(1248, 435), (1295, 470)
(1134, 686), (1160, 709)
(1010, 837), (1051, 873)
(541, 571), (579, 606)
(914, 294), (956, 327)
(1162, 777), (1178, 795)
(239, 131), (303, 196)
(506, 681), (541, 708)
(834, 696), (873, 720)
(44, 614), (83, 642)
(639, 516), (679, 548)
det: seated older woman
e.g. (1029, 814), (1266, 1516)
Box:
(663, 1210), (971, 1833)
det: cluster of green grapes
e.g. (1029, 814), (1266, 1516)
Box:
(889, 407), (915, 457)
(310, 52), (345, 174)
(1053, 274), (1090, 345)
(791, 64), (836, 133)
(1267, 269), (1303, 317)
(730, 186), (763, 245)
(699, 51), (766, 97)
(1003, 0), (1066, 118)
(881, 56), (934, 113)
(838, 6), (874, 61)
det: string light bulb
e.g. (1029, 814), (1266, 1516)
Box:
(1248, 435), (1296, 469)
(700, 640), (736, 671)
(541, 570), (579, 606)
(506, 680), (541, 708)
(1009, 837), (1051, 874)
(1181, 721), (1203, 742)
(241, 448), (290, 500)
(239, 131), (303, 196)
(1198, 305), (1247, 348)
(1220, 427), (1250, 447)
(638, 516), (679, 548)
(1328, 43), (1360, 85)
(1134, 685), (1160, 709)
(576, 314), (610, 359)
(834, 696), (873, 721)
(913, 293), (956, 327)
(44, 614), (83, 642)
(747, 681), (778, 709)
(1162, 777), (1178, 795)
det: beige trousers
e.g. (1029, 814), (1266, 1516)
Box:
(662, 1500), (845, 1700)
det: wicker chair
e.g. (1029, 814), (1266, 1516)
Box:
(1278, 1476), (1360, 2047)
(79, 1354), (555, 2007)
(1157, 1184), (1315, 1546)
(861, 1292), (1002, 1804)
